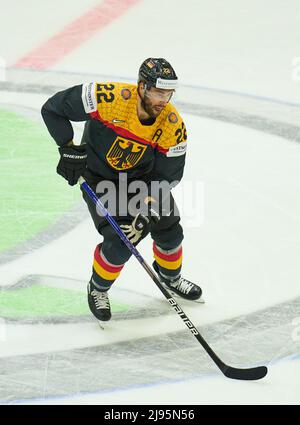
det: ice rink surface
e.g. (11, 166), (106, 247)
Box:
(0, 0), (300, 405)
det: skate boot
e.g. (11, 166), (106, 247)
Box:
(87, 280), (111, 321)
(153, 261), (202, 302)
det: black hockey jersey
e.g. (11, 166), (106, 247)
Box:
(41, 82), (187, 185)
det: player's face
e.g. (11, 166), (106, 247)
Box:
(141, 86), (174, 118)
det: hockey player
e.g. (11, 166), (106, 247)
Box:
(41, 58), (202, 322)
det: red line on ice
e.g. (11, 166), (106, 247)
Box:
(14, 0), (140, 70)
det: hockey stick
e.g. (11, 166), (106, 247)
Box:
(79, 177), (268, 381)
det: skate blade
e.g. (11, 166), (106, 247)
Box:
(168, 290), (205, 304)
(97, 320), (106, 330)
(96, 319), (111, 330)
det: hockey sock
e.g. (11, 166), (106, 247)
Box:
(91, 244), (125, 290)
(153, 242), (182, 280)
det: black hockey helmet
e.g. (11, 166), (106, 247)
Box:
(138, 58), (178, 90)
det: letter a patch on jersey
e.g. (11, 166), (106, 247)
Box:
(106, 137), (147, 170)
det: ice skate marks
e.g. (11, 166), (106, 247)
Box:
(0, 274), (185, 324)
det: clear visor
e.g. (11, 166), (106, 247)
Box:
(145, 86), (175, 102)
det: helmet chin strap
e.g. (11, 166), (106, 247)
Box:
(143, 83), (151, 94)
(139, 82), (151, 102)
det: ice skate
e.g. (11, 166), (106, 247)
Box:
(87, 280), (111, 322)
(153, 261), (204, 303)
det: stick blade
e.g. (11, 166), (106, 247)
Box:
(223, 365), (268, 381)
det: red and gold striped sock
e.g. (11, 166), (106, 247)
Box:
(153, 242), (182, 280)
(91, 244), (125, 290)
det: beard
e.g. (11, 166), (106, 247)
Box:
(141, 94), (162, 118)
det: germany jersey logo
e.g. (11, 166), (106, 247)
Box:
(106, 137), (147, 170)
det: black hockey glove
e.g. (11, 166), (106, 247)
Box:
(120, 204), (160, 244)
(57, 144), (87, 186)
